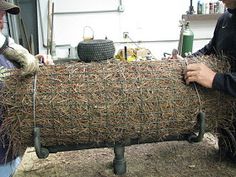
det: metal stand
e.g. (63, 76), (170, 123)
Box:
(33, 112), (205, 175)
(113, 145), (126, 175)
(188, 112), (206, 143)
(34, 127), (49, 159)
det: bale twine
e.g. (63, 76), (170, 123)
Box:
(0, 56), (235, 156)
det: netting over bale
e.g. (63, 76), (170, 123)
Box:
(0, 56), (235, 156)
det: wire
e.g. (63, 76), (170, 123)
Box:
(33, 74), (37, 127)
(184, 58), (203, 112)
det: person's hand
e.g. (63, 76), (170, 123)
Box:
(35, 54), (54, 65)
(168, 54), (184, 60)
(185, 63), (216, 88)
(2, 47), (39, 76)
(167, 49), (184, 60)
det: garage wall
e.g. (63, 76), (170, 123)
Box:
(37, 0), (218, 59)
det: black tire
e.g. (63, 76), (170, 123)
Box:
(77, 39), (115, 62)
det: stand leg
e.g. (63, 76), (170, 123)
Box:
(188, 111), (205, 143)
(113, 145), (126, 175)
(34, 127), (49, 158)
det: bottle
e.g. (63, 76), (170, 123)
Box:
(179, 21), (194, 57)
(205, 2), (209, 14)
(202, 2), (206, 14)
(197, 0), (202, 14)
(214, 1), (219, 14)
(209, 1), (214, 14)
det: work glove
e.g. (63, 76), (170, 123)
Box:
(2, 47), (39, 76)
(35, 54), (55, 66)
(168, 49), (184, 60)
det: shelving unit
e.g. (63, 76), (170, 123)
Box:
(182, 13), (222, 21)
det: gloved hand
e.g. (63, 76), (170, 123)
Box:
(2, 47), (39, 76)
(35, 54), (55, 65)
(168, 49), (184, 60)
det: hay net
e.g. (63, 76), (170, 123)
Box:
(0, 55), (235, 157)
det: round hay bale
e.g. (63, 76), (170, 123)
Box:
(0, 56), (235, 157)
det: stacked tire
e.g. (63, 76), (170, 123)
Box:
(77, 39), (115, 62)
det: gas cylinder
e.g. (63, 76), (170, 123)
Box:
(178, 21), (194, 57)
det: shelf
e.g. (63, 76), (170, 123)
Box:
(182, 14), (222, 21)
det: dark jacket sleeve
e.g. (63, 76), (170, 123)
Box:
(192, 12), (236, 97)
(212, 72), (236, 97)
(191, 15), (222, 57)
(192, 39), (215, 57)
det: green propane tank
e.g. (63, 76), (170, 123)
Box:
(178, 21), (194, 57)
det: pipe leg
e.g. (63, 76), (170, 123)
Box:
(34, 127), (49, 159)
(188, 111), (206, 143)
(113, 145), (126, 175)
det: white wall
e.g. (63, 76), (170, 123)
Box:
(37, 0), (217, 59)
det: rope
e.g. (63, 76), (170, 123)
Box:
(33, 74), (37, 127)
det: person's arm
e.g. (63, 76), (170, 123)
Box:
(8, 37), (54, 65)
(191, 14), (223, 57)
(192, 40), (215, 57)
(2, 35), (54, 76)
(185, 63), (236, 97)
(212, 72), (236, 97)
(185, 63), (216, 88)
